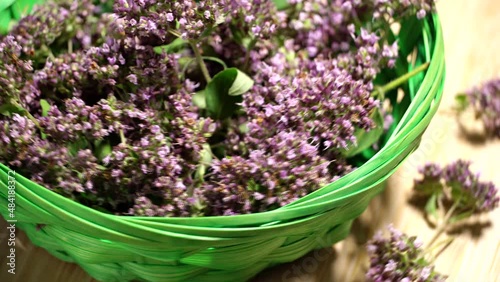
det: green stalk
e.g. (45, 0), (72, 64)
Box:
(119, 129), (126, 144)
(426, 200), (460, 249)
(41, 44), (55, 60)
(189, 40), (212, 83)
(371, 62), (430, 97)
(428, 237), (455, 263)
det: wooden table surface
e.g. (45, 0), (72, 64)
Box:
(1, 0), (499, 281)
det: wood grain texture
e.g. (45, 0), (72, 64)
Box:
(1, 0), (499, 281)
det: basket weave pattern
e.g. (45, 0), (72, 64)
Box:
(0, 3), (445, 281)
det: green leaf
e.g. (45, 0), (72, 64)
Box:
(228, 69), (254, 96)
(96, 165), (107, 171)
(450, 182), (467, 205)
(341, 108), (385, 157)
(455, 94), (469, 111)
(68, 138), (89, 156)
(230, 25), (246, 46)
(153, 38), (187, 54)
(94, 139), (112, 161)
(193, 90), (206, 109)
(238, 122), (249, 134)
(415, 181), (445, 196)
(229, 25), (254, 49)
(247, 179), (261, 192)
(272, 0), (290, 10)
(449, 210), (474, 224)
(40, 99), (50, 117)
(425, 193), (439, 220)
(0, 103), (24, 117)
(200, 26), (215, 39)
(205, 68), (253, 120)
(195, 144), (213, 181)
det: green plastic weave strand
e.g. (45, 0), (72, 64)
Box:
(0, 0), (42, 33)
(0, 1), (445, 281)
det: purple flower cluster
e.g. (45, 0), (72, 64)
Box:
(416, 160), (499, 213)
(240, 53), (380, 154)
(0, 0), (436, 216)
(465, 78), (500, 138)
(286, 0), (401, 63)
(0, 0), (111, 109)
(33, 37), (181, 108)
(208, 0), (407, 73)
(40, 96), (155, 142)
(206, 0), (287, 67)
(103, 138), (191, 216)
(113, 0), (226, 43)
(0, 0), (202, 212)
(223, 0), (286, 39)
(0, 36), (34, 106)
(370, 0), (435, 20)
(366, 225), (446, 282)
(0, 114), (99, 194)
(205, 131), (335, 215)
(6, 0), (110, 60)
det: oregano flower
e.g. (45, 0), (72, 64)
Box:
(366, 225), (447, 282)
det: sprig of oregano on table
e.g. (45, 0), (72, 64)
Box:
(455, 77), (500, 138)
(366, 160), (499, 281)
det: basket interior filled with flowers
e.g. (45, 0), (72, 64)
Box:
(0, 0), (444, 281)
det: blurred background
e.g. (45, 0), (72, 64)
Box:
(1, 0), (499, 281)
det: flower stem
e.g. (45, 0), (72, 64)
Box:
(190, 40), (212, 83)
(24, 110), (41, 129)
(427, 201), (460, 248)
(41, 44), (55, 60)
(371, 62), (430, 97)
(423, 235), (454, 257)
(119, 129), (126, 144)
(429, 237), (455, 263)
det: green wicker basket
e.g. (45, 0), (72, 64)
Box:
(0, 1), (445, 281)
